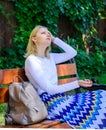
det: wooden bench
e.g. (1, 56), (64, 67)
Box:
(0, 62), (78, 128)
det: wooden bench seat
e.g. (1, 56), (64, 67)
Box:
(0, 63), (77, 128)
(0, 120), (70, 128)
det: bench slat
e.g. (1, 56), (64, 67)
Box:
(0, 63), (77, 85)
(0, 120), (71, 128)
(0, 68), (27, 84)
(51, 122), (71, 128)
(0, 88), (9, 104)
(57, 63), (77, 76)
(26, 120), (61, 128)
(58, 77), (77, 84)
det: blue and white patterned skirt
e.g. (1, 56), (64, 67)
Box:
(40, 89), (106, 129)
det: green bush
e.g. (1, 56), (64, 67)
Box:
(76, 47), (105, 77)
(0, 0), (106, 77)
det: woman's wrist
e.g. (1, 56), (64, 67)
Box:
(78, 80), (82, 87)
(51, 36), (55, 43)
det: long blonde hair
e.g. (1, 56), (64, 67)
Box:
(24, 25), (50, 58)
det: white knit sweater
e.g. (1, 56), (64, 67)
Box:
(25, 38), (79, 95)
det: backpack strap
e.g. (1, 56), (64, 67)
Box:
(4, 103), (13, 125)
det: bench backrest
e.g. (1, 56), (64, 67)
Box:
(0, 63), (78, 104)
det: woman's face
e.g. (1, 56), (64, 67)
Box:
(34, 27), (51, 47)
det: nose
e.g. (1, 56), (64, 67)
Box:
(47, 32), (51, 37)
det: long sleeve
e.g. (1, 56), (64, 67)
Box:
(51, 38), (77, 64)
(25, 55), (80, 95)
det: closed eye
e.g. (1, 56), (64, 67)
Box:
(41, 31), (46, 34)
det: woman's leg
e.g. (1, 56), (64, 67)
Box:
(40, 90), (106, 129)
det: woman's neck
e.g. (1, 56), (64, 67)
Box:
(36, 46), (46, 58)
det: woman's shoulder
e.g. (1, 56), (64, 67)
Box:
(26, 54), (35, 60)
(25, 54), (42, 63)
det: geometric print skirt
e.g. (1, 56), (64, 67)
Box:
(40, 89), (106, 129)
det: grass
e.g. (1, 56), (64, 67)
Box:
(0, 113), (5, 125)
(0, 104), (7, 126)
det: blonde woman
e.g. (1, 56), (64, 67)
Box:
(25, 25), (106, 129)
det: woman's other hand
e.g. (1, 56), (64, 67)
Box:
(78, 79), (93, 88)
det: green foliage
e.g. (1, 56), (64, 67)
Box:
(0, 0), (106, 77)
(76, 47), (105, 77)
(0, 47), (25, 68)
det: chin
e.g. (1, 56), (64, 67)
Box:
(46, 42), (51, 46)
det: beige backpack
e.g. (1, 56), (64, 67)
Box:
(5, 75), (48, 125)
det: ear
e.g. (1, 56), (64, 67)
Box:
(31, 37), (37, 43)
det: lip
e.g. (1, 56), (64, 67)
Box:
(46, 37), (51, 41)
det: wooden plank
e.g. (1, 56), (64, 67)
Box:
(0, 120), (64, 128)
(51, 122), (71, 128)
(0, 64), (77, 85)
(0, 87), (9, 104)
(58, 77), (77, 84)
(0, 68), (28, 85)
(57, 63), (77, 76)
(0, 125), (24, 128)
(26, 120), (61, 128)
